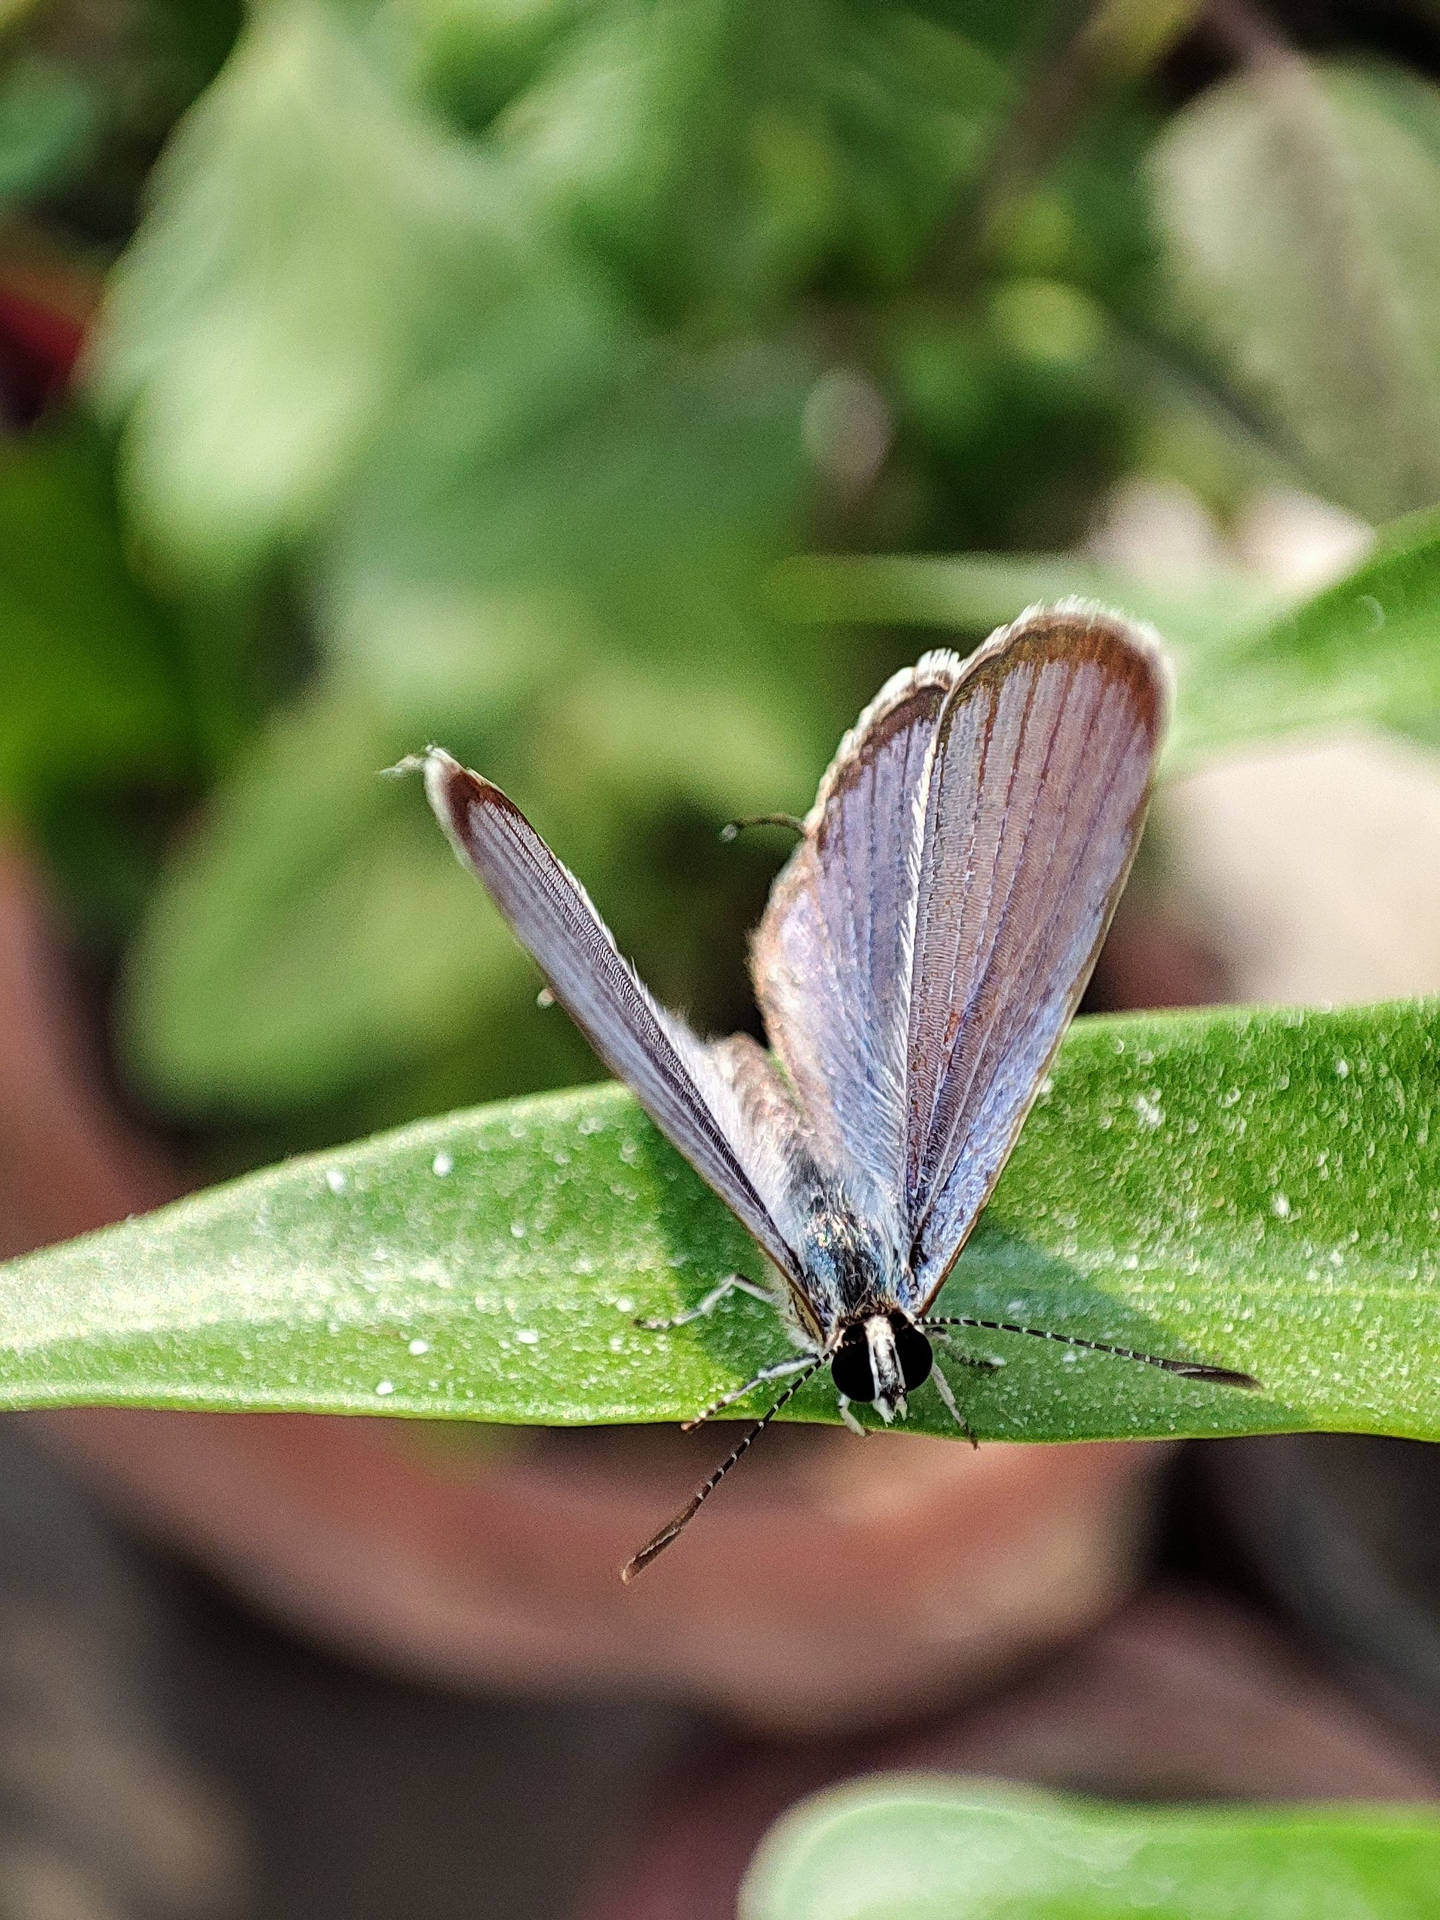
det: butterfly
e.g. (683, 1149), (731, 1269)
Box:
(418, 601), (1257, 1580)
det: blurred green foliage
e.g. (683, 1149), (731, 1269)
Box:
(0, 0), (1439, 1168)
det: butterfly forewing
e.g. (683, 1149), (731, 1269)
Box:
(751, 655), (962, 1231)
(902, 607), (1167, 1304)
(422, 752), (803, 1285)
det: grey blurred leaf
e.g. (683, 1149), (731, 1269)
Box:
(1151, 56), (1440, 520)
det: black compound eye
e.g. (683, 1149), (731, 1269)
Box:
(891, 1314), (933, 1393)
(830, 1326), (877, 1402)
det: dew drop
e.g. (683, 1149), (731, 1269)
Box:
(374, 1379), (395, 1396)
(1271, 1192), (1292, 1219)
(325, 1168), (347, 1194)
(432, 1151), (454, 1178)
(408, 1338), (430, 1357)
(514, 1328), (540, 1347)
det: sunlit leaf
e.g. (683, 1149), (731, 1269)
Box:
(6, 999), (1437, 1441)
(773, 513), (1440, 761)
(740, 1778), (1440, 1920)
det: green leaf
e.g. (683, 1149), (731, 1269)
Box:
(0, 55), (99, 203)
(116, 687), (531, 1112)
(117, 659), (826, 1117)
(1179, 504), (1440, 756)
(319, 338), (813, 728)
(740, 1779), (1440, 1920)
(4, 998), (1437, 1437)
(1150, 56), (1440, 521)
(475, 0), (1010, 313)
(768, 549), (1277, 654)
(0, 420), (190, 810)
(772, 510), (1440, 761)
(90, 0), (621, 584)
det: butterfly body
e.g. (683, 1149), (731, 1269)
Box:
(414, 600), (1259, 1578)
(771, 1185), (929, 1421)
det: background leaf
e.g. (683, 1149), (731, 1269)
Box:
(90, 0), (622, 584)
(740, 1778), (1440, 1920)
(2, 998), (1436, 1439)
(772, 505), (1440, 764)
(1150, 56), (1440, 521)
(1179, 504), (1440, 756)
(0, 421), (190, 809)
(768, 548), (1279, 653)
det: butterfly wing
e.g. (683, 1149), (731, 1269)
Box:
(754, 603), (1167, 1306)
(902, 606), (1167, 1302)
(750, 652), (965, 1246)
(423, 751), (805, 1286)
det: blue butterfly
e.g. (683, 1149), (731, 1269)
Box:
(419, 602), (1256, 1579)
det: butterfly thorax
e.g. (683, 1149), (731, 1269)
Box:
(794, 1183), (904, 1326)
(785, 1185), (926, 1418)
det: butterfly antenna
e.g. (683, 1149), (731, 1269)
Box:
(620, 1357), (825, 1583)
(922, 1316), (1258, 1389)
(719, 812), (806, 843)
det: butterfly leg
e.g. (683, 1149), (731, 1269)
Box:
(836, 1395), (867, 1437)
(636, 1272), (773, 1332)
(928, 1353), (981, 1449)
(681, 1355), (817, 1431)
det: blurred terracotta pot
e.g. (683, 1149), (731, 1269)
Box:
(577, 1587), (1440, 1920)
(30, 1408), (1165, 1731)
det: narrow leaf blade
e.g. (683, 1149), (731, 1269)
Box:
(0, 1000), (1436, 1443)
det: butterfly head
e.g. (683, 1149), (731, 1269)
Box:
(830, 1309), (933, 1422)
